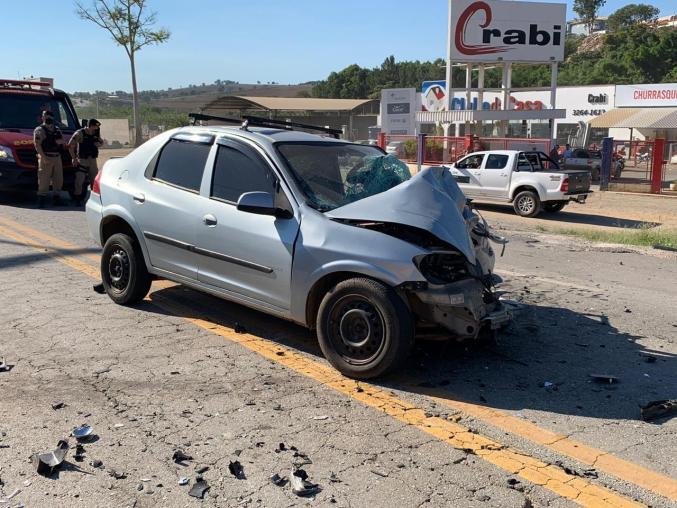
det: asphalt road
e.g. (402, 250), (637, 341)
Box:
(0, 197), (675, 508)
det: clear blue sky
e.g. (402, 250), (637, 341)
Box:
(4, 0), (674, 93)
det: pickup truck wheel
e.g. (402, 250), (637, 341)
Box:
(544, 201), (566, 213)
(101, 233), (152, 305)
(316, 278), (413, 379)
(513, 190), (541, 218)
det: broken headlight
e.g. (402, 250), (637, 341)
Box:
(414, 252), (470, 285)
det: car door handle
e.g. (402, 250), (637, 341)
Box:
(203, 214), (217, 226)
(132, 193), (145, 203)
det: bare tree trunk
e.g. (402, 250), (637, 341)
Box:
(129, 51), (142, 147)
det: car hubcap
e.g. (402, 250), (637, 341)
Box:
(518, 196), (534, 213)
(108, 247), (130, 291)
(328, 295), (385, 365)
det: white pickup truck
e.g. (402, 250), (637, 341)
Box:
(445, 150), (592, 217)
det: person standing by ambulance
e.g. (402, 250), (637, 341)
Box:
(33, 110), (65, 208)
(69, 119), (103, 206)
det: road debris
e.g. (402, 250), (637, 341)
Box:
(195, 466), (209, 474)
(0, 358), (11, 372)
(51, 402), (65, 410)
(275, 442), (287, 453)
(74, 444), (85, 462)
(270, 473), (287, 486)
(371, 469), (389, 478)
(172, 449), (193, 465)
(291, 469), (321, 497)
(589, 374), (619, 384)
(292, 450), (313, 466)
(640, 400), (677, 422)
(90, 459), (103, 468)
(32, 440), (69, 476)
(178, 477), (189, 486)
(92, 283), (105, 294)
(312, 415), (329, 421)
(108, 469), (126, 479)
(328, 472), (341, 483)
(71, 424), (94, 441)
(228, 460), (246, 479)
(188, 478), (210, 499)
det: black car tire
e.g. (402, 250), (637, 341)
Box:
(513, 190), (541, 218)
(101, 233), (151, 305)
(544, 201), (567, 213)
(316, 278), (414, 379)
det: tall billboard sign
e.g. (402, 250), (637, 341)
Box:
(381, 88), (418, 135)
(449, 0), (566, 62)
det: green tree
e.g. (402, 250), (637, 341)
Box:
(607, 4), (659, 31)
(76, 0), (170, 146)
(573, 0), (607, 34)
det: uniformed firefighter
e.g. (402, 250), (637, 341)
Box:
(33, 110), (66, 208)
(69, 119), (103, 206)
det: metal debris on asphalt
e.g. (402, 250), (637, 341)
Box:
(291, 468), (321, 497)
(270, 473), (287, 486)
(32, 440), (69, 476)
(589, 374), (619, 384)
(172, 449), (193, 464)
(228, 460), (246, 479)
(92, 283), (106, 294)
(71, 424), (94, 441)
(188, 478), (210, 499)
(640, 400), (677, 422)
(178, 477), (189, 486)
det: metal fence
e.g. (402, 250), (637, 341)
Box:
(423, 136), (465, 165)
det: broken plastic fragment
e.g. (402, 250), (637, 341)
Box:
(178, 477), (189, 486)
(589, 374), (619, 384)
(32, 440), (69, 476)
(291, 469), (321, 497)
(228, 460), (246, 479)
(72, 424), (93, 441)
(51, 402), (65, 410)
(195, 466), (209, 474)
(270, 473), (287, 486)
(172, 449), (193, 464)
(640, 400), (677, 422)
(188, 479), (210, 499)
(0, 358), (11, 372)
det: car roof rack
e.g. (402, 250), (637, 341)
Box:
(188, 112), (342, 139)
(0, 79), (53, 93)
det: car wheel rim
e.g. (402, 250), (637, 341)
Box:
(518, 196), (534, 214)
(327, 295), (386, 366)
(108, 247), (130, 292)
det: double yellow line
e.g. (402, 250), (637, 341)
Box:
(0, 215), (674, 507)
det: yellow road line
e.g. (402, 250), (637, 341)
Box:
(0, 216), (651, 507)
(423, 391), (677, 501)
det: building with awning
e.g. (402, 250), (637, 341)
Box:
(199, 96), (379, 140)
(591, 107), (677, 141)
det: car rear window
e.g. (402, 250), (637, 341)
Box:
(153, 139), (210, 192)
(211, 145), (275, 203)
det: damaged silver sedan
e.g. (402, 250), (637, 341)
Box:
(86, 122), (510, 379)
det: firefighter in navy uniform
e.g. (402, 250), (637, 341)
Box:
(69, 119), (103, 206)
(33, 110), (66, 208)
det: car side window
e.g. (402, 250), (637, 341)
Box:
(153, 139), (210, 192)
(485, 154), (509, 169)
(211, 145), (276, 203)
(456, 154), (484, 169)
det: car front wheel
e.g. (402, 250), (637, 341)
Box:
(101, 233), (151, 305)
(316, 278), (413, 379)
(513, 190), (541, 218)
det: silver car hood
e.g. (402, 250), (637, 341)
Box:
(327, 166), (476, 263)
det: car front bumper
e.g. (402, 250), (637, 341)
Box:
(403, 278), (511, 340)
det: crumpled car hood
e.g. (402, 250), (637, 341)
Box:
(327, 166), (476, 263)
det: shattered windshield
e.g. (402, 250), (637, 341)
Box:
(276, 142), (410, 212)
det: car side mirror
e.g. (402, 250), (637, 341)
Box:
(237, 191), (290, 218)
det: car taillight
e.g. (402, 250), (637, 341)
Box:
(92, 167), (103, 194)
(560, 177), (569, 192)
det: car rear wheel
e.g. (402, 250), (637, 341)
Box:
(513, 190), (541, 218)
(101, 233), (151, 305)
(316, 278), (413, 379)
(543, 201), (566, 213)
